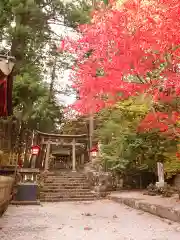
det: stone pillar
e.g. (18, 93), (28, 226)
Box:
(45, 142), (50, 171)
(156, 162), (166, 188)
(81, 153), (84, 165)
(72, 138), (76, 172)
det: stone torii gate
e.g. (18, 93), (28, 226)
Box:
(35, 131), (88, 172)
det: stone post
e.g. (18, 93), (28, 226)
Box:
(72, 138), (76, 172)
(156, 162), (166, 188)
(81, 153), (84, 165)
(44, 142), (50, 171)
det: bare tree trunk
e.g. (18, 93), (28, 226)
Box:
(89, 114), (94, 161)
(49, 52), (57, 101)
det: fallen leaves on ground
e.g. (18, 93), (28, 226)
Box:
(84, 227), (92, 231)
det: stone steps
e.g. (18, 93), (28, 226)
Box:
(43, 183), (90, 187)
(40, 193), (95, 197)
(40, 171), (97, 202)
(44, 186), (89, 189)
(44, 184), (89, 187)
(40, 195), (97, 202)
(46, 176), (86, 178)
(45, 179), (87, 182)
(45, 180), (87, 183)
(42, 188), (91, 192)
(40, 197), (96, 202)
(46, 172), (85, 177)
(44, 177), (87, 180)
(41, 188), (91, 192)
(46, 175), (86, 177)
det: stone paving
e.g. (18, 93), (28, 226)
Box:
(0, 200), (180, 240)
(110, 191), (180, 222)
(110, 191), (180, 209)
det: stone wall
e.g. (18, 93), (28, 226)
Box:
(0, 176), (14, 216)
(84, 162), (123, 197)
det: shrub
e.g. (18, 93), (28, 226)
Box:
(146, 183), (175, 198)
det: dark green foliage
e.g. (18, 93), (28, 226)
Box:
(96, 98), (179, 177)
(61, 117), (88, 135)
(0, 0), (92, 132)
(102, 0), (109, 5)
(63, 0), (92, 28)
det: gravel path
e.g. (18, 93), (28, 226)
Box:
(0, 200), (180, 240)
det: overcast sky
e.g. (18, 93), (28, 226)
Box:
(50, 23), (77, 106)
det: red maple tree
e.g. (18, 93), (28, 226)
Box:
(61, 0), (180, 133)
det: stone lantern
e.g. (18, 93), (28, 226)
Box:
(90, 146), (98, 164)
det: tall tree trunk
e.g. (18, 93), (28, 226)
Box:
(49, 54), (57, 101)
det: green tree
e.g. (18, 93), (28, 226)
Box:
(96, 98), (179, 177)
(0, 0), (93, 158)
(0, 0), (93, 127)
(13, 71), (63, 132)
(61, 116), (89, 135)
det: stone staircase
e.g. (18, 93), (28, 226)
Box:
(40, 171), (97, 202)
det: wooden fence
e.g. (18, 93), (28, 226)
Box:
(0, 176), (14, 216)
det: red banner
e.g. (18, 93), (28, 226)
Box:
(0, 77), (7, 116)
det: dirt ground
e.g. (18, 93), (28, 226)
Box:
(0, 200), (180, 240)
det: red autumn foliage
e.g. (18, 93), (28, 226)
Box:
(60, 0), (180, 133)
(138, 111), (180, 134)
